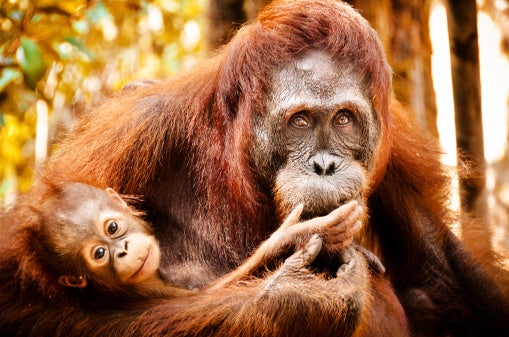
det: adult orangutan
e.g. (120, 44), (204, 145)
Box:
(1, 0), (508, 336)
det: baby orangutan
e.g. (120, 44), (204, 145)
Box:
(29, 181), (367, 298)
(47, 182), (185, 297)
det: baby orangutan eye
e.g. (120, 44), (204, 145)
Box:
(94, 247), (106, 260)
(107, 221), (119, 235)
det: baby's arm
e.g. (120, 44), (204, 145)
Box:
(206, 201), (362, 290)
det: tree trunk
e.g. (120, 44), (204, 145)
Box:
(347, 0), (438, 136)
(206, 0), (270, 50)
(206, 0), (247, 49)
(445, 0), (488, 224)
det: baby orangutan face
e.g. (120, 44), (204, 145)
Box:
(79, 197), (161, 285)
(48, 183), (161, 288)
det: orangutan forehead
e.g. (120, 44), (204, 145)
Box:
(49, 184), (118, 251)
(58, 196), (100, 227)
(267, 50), (370, 114)
(51, 183), (121, 239)
(292, 50), (339, 82)
(56, 184), (102, 220)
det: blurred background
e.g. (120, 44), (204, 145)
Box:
(1, 0), (508, 255)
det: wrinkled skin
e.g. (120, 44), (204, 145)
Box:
(251, 50), (379, 229)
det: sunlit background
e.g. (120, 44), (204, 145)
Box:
(0, 0), (206, 204)
(431, 0), (509, 252)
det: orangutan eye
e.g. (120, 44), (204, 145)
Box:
(93, 247), (106, 260)
(107, 221), (119, 235)
(289, 112), (311, 128)
(334, 110), (353, 126)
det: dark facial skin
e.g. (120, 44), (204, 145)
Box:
(48, 183), (161, 288)
(250, 50), (381, 220)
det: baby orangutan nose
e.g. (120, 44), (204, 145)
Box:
(116, 240), (129, 259)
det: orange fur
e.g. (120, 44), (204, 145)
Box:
(1, 0), (508, 336)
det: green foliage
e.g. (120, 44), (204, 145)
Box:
(0, 0), (205, 205)
(19, 37), (47, 88)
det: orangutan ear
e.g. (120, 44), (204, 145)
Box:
(58, 275), (87, 288)
(105, 187), (128, 209)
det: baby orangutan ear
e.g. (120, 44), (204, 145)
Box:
(105, 187), (128, 209)
(58, 275), (87, 288)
